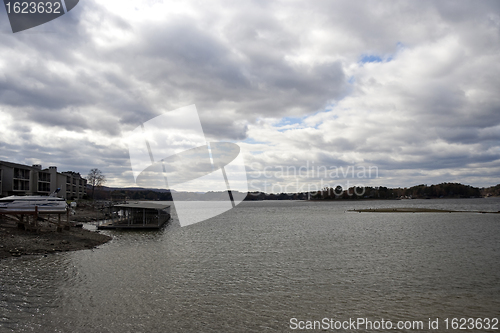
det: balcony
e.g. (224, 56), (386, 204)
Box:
(38, 173), (51, 182)
(38, 182), (51, 192)
(13, 179), (29, 191)
(13, 168), (30, 180)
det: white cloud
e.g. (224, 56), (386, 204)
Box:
(0, 0), (499, 190)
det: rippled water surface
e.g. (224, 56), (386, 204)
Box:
(1, 199), (499, 332)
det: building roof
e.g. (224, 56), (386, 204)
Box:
(0, 160), (35, 170)
(0, 161), (86, 180)
(115, 202), (170, 210)
(62, 171), (84, 178)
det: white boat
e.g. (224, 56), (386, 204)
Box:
(0, 189), (67, 213)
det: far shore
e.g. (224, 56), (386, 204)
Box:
(350, 207), (500, 213)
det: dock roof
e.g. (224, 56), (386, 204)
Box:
(114, 202), (170, 210)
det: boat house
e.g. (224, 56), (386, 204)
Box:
(97, 202), (171, 230)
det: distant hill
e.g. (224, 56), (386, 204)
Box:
(481, 184), (500, 197)
(320, 182), (483, 200)
(88, 185), (174, 193)
(87, 182), (498, 201)
(249, 182), (488, 201)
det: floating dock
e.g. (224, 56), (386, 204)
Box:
(97, 202), (171, 230)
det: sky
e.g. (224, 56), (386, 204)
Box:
(0, 0), (499, 193)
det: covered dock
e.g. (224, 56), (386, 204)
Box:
(97, 202), (171, 230)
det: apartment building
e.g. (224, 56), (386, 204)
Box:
(0, 160), (87, 199)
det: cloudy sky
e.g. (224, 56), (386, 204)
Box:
(0, 0), (499, 192)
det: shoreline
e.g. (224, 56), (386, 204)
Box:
(0, 224), (111, 259)
(255, 196), (500, 202)
(306, 196), (498, 202)
(350, 207), (500, 213)
(0, 204), (111, 259)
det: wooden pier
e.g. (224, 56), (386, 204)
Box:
(97, 202), (170, 230)
(0, 206), (70, 232)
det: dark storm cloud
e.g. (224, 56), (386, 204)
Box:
(118, 17), (347, 119)
(433, 0), (500, 23)
(0, 0), (499, 187)
(199, 115), (248, 141)
(1, 0), (348, 134)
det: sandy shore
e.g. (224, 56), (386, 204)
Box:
(350, 207), (500, 213)
(0, 204), (111, 259)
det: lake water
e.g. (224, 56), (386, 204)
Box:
(1, 198), (499, 332)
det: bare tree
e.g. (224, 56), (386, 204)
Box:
(87, 168), (106, 199)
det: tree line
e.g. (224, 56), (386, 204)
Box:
(83, 168), (497, 201)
